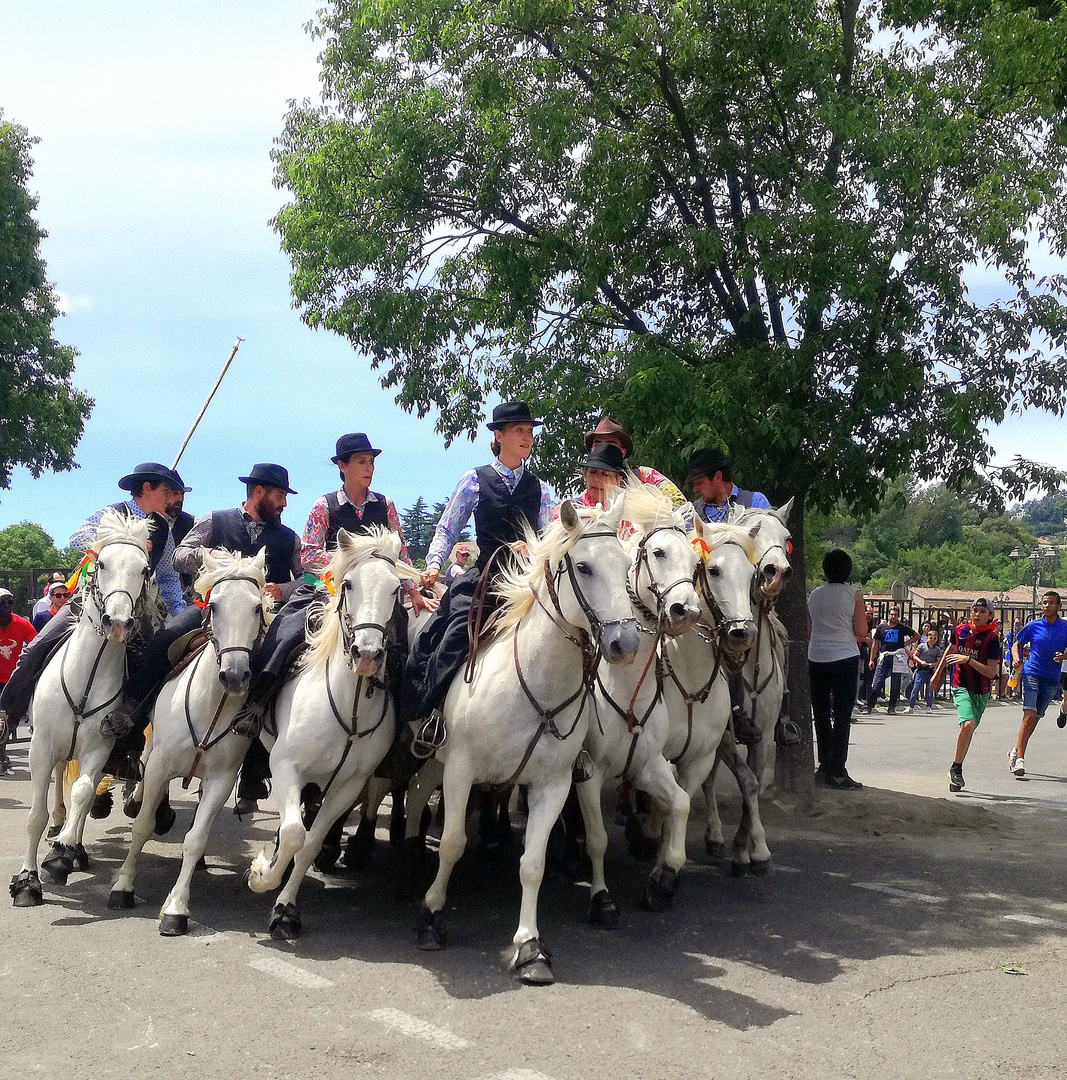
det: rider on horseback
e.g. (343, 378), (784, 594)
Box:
(0, 462), (184, 741)
(405, 401), (554, 754)
(583, 417), (686, 506)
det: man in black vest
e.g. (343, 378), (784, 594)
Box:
(0, 462), (183, 735)
(687, 448), (771, 523)
(166, 467), (196, 598)
(404, 401), (552, 752)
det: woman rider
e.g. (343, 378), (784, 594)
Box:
(574, 442), (628, 509)
(405, 401), (553, 752)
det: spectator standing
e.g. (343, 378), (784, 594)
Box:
(905, 628), (944, 712)
(1003, 617), (1023, 699)
(1007, 591), (1067, 778)
(808, 549), (869, 790)
(865, 606), (918, 713)
(30, 572), (66, 624)
(857, 602), (878, 705)
(31, 581), (70, 631)
(947, 598), (1002, 792)
(445, 543), (472, 583)
(0, 589), (36, 774)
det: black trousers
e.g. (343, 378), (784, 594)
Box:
(122, 605), (204, 718)
(810, 655), (859, 776)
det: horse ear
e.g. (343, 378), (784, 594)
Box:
(748, 521), (762, 539)
(336, 528), (353, 551)
(200, 550), (218, 575)
(560, 499), (580, 532)
(251, 550), (267, 575)
(691, 510), (704, 542)
(776, 497), (794, 522)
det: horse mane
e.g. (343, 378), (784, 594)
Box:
(621, 481), (690, 539)
(492, 502), (617, 635)
(194, 550), (267, 600)
(301, 527), (420, 672)
(93, 509), (151, 550)
(701, 518), (758, 561)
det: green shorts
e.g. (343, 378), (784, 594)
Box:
(953, 688), (990, 726)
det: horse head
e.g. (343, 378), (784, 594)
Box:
(334, 528), (409, 677)
(197, 549), (267, 695)
(623, 486), (702, 636)
(87, 511), (153, 641)
(699, 521), (758, 655)
(742, 499), (793, 599)
(554, 498), (641, 665)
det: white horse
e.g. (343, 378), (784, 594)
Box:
(246, 527), (420, 939)
(577, 485), (703, 925)
(10, 512), (157, 906)
(416, 498), (640, 986)
(659, 519), (772, 874)
(702, 500), (793, 854)
(108, 550), (268, 933)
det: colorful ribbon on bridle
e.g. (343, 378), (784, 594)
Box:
(65, 548), (98, 593)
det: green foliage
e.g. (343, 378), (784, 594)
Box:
(0, 521), (75, 571)
(1017, 491), (1067, 538)
(400, 495), (470, 561)
(0, 113), (92, 492)
(273, 0), (1067, 509)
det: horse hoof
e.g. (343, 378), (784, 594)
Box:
(108, 889), (136, 910)
(513, 937), (554, 986)
(154, 802), (177, 836)
(588, 890), (619, 928)
(72, 845), (90, 871)
(46, 824), (62, 839)
(10, 870), (43, 907)
(704, 839), (726, 858)
(313, 840), (342, 874)
(269, 902), (301, 940)
(90, 789), (113, 819)
(159, 913), (189, 936)
(642, 868), (679, 913)
(123, 793), (142, 819)
(730, 860), (748, 878)
(624, 815), (657, 862)
(343, 832), (375, 871)
(749, 858), (771, 877)
(415, 907), (447, 950)
(41, 845), (74, 886)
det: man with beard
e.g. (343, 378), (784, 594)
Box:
(102, 464), (301, 787)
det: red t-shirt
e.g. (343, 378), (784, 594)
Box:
(0, 614), (36, 683)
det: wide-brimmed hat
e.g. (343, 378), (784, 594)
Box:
(238, 463), (297, 494)
(581, 442), (627, 475)
(685, 448), (730, 483)
(118, 462), (180, 492)
(331, 433), (382, 463)
(486, 401), (543, 431)
(583, 416), (634, 457)
(167, 467), (192, 493)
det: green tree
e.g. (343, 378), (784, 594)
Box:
(273, 0), (1067, 788)
(401, 496), (436, 562)
(0, 112), (92, 492)
(0, 522), (75, 571)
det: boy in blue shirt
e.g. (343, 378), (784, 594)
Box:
(1007, 591), (1067, 778)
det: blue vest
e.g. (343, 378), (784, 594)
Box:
(208, 509), (298, 584)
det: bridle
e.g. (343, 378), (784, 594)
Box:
(83, 539), (152, 636)
(335, 553), (401, 665)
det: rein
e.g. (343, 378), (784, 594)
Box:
(662, 626), (724, 765)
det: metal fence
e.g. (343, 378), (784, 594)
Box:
(0, 567), (73, 618)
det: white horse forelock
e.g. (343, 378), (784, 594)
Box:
(92, 509), (151, 550)
(193, 550), (267, 600)
(301, 526), (420, 672)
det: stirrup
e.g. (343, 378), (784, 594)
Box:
(100, 708), (136, 740)
(230, 702), (264, 740)
(731, 709), (762, 747)
(572, 749), (594, 783)
(411, 710), (447, 759)
(774, 716), (802, 747)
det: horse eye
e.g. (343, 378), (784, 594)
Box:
(652, 548), (666, 559)
(575, 562), (592, 576)
(708, 565), (721, 577)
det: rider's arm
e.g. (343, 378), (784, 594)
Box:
(749, 491), (772, 509)
(425, 471), (479, 572)
(172, 514), (213, 578)
(69, 507), (108, 553)
(535, 480), (556, 534)
(299, 496), (331, 572)
(636, 466), (686, 508)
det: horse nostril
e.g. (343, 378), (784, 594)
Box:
(669, 602), (687, 622)
(762, 565), (775, 579)
(728, 626), (748, 639)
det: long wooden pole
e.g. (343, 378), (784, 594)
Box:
(170, 338), (243, 471)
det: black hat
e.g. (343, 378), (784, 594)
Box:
(238, 463), (297, 495)
(118, 462), (181, 492)
(167, 467), (192, 493)
(486, 401), (543, 431)
(685, 448), (730, 483)
(972, 596), (993, 611)
(581, 442), (627, 474)
(331, 433), (382, 463)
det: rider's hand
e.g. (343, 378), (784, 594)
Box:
(509, 540), (528, 557)
(410, 589), (429, 615)
(421, 567), (439, 590)
(264, 583), (283, 603)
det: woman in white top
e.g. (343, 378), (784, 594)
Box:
(807, 549), (870, 789)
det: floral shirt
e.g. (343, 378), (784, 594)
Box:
(70, 500), (185, 616)
(426, 461), (554, 571)
(301, 489), (414, 591)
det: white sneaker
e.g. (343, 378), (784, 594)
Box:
(903, 706), (914, 713)
(1007, 748), (1025, 778)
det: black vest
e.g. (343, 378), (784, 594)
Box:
(171, 510), (195, 547)
(108, 501), (169, 572)
(324, 491), (390, 548)
(208, 508), (298, 584)
(473, 466), (541, 568)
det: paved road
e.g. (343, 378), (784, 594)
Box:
(1, 704), (1066, 1080)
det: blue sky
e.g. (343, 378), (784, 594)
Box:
(0, 1), (1064, 548)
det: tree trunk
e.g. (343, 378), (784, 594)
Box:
(772, 487), (814, 796)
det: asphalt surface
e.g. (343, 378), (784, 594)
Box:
(1, 697), (1066, 1080)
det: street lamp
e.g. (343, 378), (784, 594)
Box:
(1009, 546), (1057, 613)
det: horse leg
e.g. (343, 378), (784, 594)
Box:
(397, 758), (443, 902)
(247, 758), (304, 894)
(717, 741), (771, 875)
(418, 757), (473, 950)
(344, 776), (388, 870)
(45, 746), (108, 882)
(637, 755), (690, 912)
(108, 751), (173, 909)
(701, 759), (727, 857)
(507, 776), (572, 985)
(574, 764), (617, 928)
(48, 761), (66, 836)
(13, 737), (57, 906)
